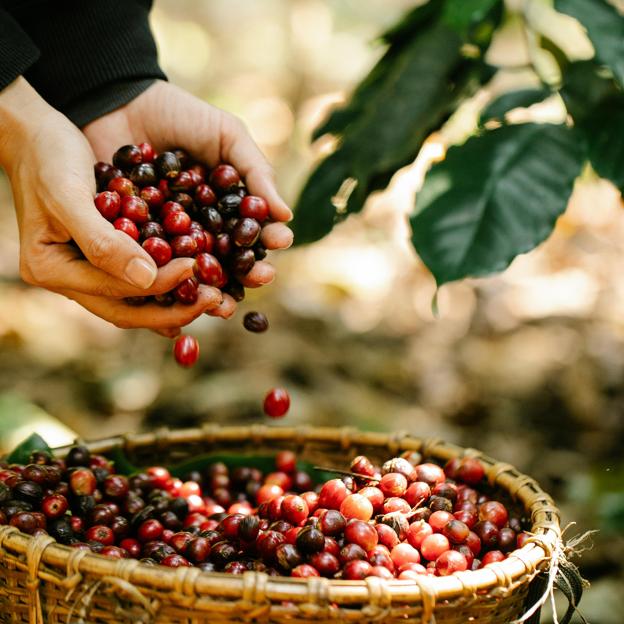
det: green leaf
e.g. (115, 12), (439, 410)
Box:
(411, 123), (585, 285)
(555, 0), (624, 87)
(313, 2), (442, 140)
(6, 433), (51, 465)
(380, 1), (440, 45)
(442, 0), (501, 36)
(479, 88), (551, 125)
(291, 153), (361, 244)
(294, 23), (465, 244)
(106, 447), (335, 485)
(560, 60), (621, 122)
(579, 96), (624, 192)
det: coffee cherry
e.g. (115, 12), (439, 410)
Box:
(162, 553), (191, 567)
(263, 388), (290, 418)
(142, 237), (172, 267)
(186, 537), (211, 563)
(140, 186), (165, 211)
(170, 235), (198, 258)
(340, 494), (373, 521)
(130, 163), (157, 187)
(479, 501), (508, 528)
(155, 152), (181, 179)
(391, 543), (421, 569)
(296, 526), (324, 554)
(243, 311), (269, 333)
(375, 524), (399, 550)
(309, 551), (340, 577)
(163, 210), (191, 236)
(230, 248), (256, 276)
(121, 195), (149, 224)
(436, 549), (468, 575)
(256, 531), (285, 562)
(369, 565), (394, 579)
(140, 221), (165, 240)
(481, 550), (506, 566)
(108, 176), (136, 197)
(443, 519), (470, 544)
(94, 191), (121, 221)
(192, 253), (224, 287)
(343, 559), (373, 580)
(10, 511), (38, 534)
(173, 335), (200, 368)
(138, 142), (154, 163)
(224, 280), (245, 302)
(407, 521), (433, 550)
(457, 458), (485, 486)
(13, 481), (43, 504)
(41, 494), (68, 519)
(210, 165), (240, 191)
(239, 196), (269, 222)
(474, 520), (499, 549)
(291, 563), (320, 578)
(232, 218), (261, 247)
(415, 463), (446, 487)
(405, 481), (431, 507)
(113, 217), (140, 240)
(218, 194), (242, 218)
(344, 519), (378, 552)
(174, 277), (200, 305)
(70, 469), (96, 496)
(113, 145), (143, 171)
(358, 486), (384, 513)
(214, 233), (232, 258)
(420, 534), (450, 561)
(379, 473), (408, 498)
(383, 497), (410, 514)
(170, 171), (196, 193)
(85, 524), (114, 546)
(281, 495), (309, 526)
(117, 537), (140, 558)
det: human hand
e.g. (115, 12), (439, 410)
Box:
(0, 78), (223, 333)
(83, 80), (293, 326)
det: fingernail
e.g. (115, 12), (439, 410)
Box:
(125, 258), (157, 289)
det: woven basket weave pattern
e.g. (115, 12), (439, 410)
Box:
(0, 426), (561, 623)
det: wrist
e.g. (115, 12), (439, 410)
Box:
(0, 77), (53, 171)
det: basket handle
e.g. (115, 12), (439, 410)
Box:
(524, 561), (587, 624)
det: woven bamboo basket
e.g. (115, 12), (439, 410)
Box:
(0, 425), (566, 624)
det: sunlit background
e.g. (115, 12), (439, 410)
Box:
(0, 0), (622, 619)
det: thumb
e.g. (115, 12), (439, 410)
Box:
(69, 202), (158, 289)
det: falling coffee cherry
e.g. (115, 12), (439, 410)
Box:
(263, 388), (290, 418)
(243, 311), (269, 333)
(174, 335), (199, 367)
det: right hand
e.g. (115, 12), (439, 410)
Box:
(0, 78), (223, 333)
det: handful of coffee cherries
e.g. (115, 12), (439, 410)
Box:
(94, 143), (289, 417)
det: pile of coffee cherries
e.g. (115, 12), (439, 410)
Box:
(0, 445), (529, 579)
(93, 143), (275, 368)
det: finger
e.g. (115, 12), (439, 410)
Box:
(58, 188), (160, 290)
(38, 246), (195, 298)
(260, 223), (293, 250)
(206, 293), (237, 319)
(220, 114), (292, 222)
(152, 327), (182, 339)
(60, 285), (223, 330)
(239, 261), (275, 288)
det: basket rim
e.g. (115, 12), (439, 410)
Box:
(0, 425), (562, 607)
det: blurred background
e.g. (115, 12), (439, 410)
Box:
(0, 0), (622, 619)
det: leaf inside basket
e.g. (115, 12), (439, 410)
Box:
(108, 447), (337, 485)
(5, 432), (51, 464)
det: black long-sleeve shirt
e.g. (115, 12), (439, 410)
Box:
(0, 0), (166, 126)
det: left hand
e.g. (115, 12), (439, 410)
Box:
(83, 80), (293, 332)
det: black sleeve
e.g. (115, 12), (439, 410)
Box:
(0, 6), (39, 91)
(2, 0), (167, 126)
